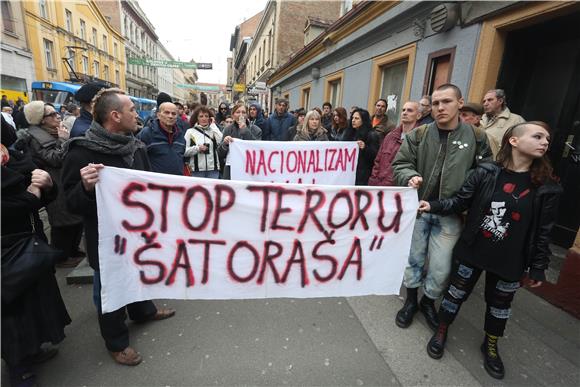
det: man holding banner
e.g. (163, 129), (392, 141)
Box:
(392, 84), (492, 331)
(62, 88), (175, 367)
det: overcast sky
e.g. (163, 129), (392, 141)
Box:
(139, 0), (268, 85)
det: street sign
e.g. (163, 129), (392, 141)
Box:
(254, 81), (267, 91)
(233, 83), (246, 92)
(176, 84), (221, 91)
(126, 58), (212, 70)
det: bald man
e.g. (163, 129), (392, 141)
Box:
(369, 101), (421, 186)
(137, 101), (186, 175)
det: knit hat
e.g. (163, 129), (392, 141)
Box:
(76, 82), (107, 103)
(23, 101), (45, 126)
(156, 92), (172, 108)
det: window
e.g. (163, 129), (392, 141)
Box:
(1, 1), (15, 33)
(325, 71), (344, 108)
(102, 35), (107, 51)
(67, 48), (76, 71)
(124, 17), (128, 37)
(80, 19), (86, 40)
(43, 39), (54, 69)
(340, 0), (353, 17)
(114, 42), (118, 57)
(104, 65), (109, 81)
(65, 9), (72, 32)
(39, 0), (47, 18)
(92, 28), (97, 46)
(115, 69), (120, 85)
(82, 56), (88, 74)
(300, 83), (311, 110)
(93, 61), (99, 77)
(423, 47), (456, 96)
(369, 44), (416, 122)
(379, 61), (408, 123)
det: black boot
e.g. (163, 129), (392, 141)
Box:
(481, 333), (505, 379)
(395, 287), (418, 328)
(419, 295), (439, 331)
(427, 323), (448, 359)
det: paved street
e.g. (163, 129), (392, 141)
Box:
(2, 263), (578, 386)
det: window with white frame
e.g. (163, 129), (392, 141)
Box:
(93, 60), (99, 77)
(115, 69), (120, 85)
(2, 0), (15, 33)
(114, 42), (118, 57)
(39, 0), (47, 18)
(92, 28), (97, 46)
(80, 19), (86, 40)
(67, 48), (76, 71)
(82, 56), (88, 74)
(65, 9), (72, 32)
(43, 39), (54, 69)
(102, 35), (107, 52)
(104, 65), (109, 81)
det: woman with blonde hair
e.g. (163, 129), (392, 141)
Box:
(293, 110), (329, 141)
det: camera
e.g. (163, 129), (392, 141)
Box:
(202, 143), (210, 154)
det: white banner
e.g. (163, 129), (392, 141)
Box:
(96, 167), (418, 313)
(229, 140), (359, 185)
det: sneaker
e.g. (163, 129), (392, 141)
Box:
(110, 347), (142, 366)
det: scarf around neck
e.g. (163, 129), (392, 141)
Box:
(64, 120), (145, 167)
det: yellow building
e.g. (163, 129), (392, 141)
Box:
(22, 0), (125, 88)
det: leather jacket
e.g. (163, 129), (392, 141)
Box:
(429, 162), (562, 281)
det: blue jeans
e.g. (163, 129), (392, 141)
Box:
(190, 170), (219, 179)
(403, 213), (462, 299)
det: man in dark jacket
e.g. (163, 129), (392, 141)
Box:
(263, 98), (296, 141)
(371, 98), (396, 142)
(321, 102), (333, 130)
(137, 102), (185, 175)
(70, 82), (107, 138)
(62, 88), (175, 367)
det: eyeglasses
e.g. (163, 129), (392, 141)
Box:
(43, 112), (59, 118)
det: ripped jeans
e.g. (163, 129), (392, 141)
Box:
(438, 260), (520, 336)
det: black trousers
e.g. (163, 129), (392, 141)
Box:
(438, 260), (520, 336)
(93, 271), (157, 352)
(50, 223), (83, 262)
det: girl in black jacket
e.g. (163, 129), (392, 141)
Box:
(350, 109), (380, 185)
(418, 121), (561, 379)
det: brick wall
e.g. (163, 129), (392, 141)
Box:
(275, 1), (341, 67)
(240, 11), (263, 39)
(94, 0), (122, 34)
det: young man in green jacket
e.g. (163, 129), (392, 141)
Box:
(392, 84), (493, 331)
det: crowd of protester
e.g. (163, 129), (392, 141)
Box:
(1, 82), (561, 385)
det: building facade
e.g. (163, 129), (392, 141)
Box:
(157, 44), (174, 99)
(117, 0), (159, 99)
(268, 0), (580, 248)
(243, 0), (341, 110)
(22, 0), (125, 88)
(1, 0), (35, 102)
(229, 11), (263, 103)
